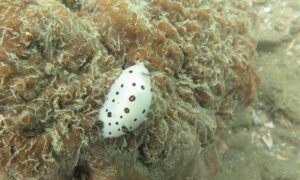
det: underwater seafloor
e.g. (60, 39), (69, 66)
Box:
(215, 0), (300, 179)
(0, 0), (299, 179)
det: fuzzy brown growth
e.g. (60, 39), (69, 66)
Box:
(0, 0), (258, 179)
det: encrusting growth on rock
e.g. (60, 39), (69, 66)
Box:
(0, 0), (259, 179)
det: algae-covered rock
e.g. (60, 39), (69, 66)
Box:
(0, 0), (258, 179)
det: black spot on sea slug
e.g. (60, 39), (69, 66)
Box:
(129, 95), (136, 102)
(142, 109), (146, 114)
(107, 112), (112, 117)
(124, 107), (130, 113)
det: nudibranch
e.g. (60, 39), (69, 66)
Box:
(98, 62), (152, 138)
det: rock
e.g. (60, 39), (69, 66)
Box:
(0, 0), (258, 179)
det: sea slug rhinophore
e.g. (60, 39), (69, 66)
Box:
(98, 62), (152, 138)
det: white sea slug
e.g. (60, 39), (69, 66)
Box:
(99, 62), (153, 138)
